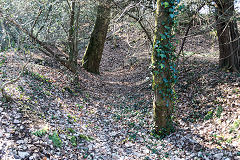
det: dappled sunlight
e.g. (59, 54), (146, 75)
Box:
(0, 0), (240, 159)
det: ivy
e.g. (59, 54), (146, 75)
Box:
(152, 0), (183, 108)
(162, 2), (170, 8)
(170, 14), (174, 19)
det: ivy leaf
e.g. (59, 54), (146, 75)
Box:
(163, 78), (168, 83)
(164, 32), (169, 35)
(169, 8), (174, 12)
(160, 34), (166, 40)
(163, 2), (169, 8)
(164, 26), (170, 30)
(166, 102), (169, 107)
(159, 54), (166, 58)
(154, 70), (159, 74)
(170, 14), (174, 19)
(160, 64), (165, 69)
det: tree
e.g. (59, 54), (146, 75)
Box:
(152, 0), (177, 136)
(82, 1), (111, 74)
(68, 1), (81, 73)
(0, 1), (96, 73)
(215, 0), (240, 72)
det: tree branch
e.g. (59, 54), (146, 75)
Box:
(176, 3), (206, 67)
(31, 6), (43, 35)
(0, 9), (73, 71)
(113, 1), (153, 45)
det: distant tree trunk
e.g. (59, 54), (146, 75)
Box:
(152, 0), (175, 136)
(68, 1), (80, 73)
(82, 1), (111, 74)
(215, 0), (240, 72)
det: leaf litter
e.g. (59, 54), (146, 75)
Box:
(0, 32), (239, 159)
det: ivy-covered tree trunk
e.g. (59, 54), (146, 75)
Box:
(82, 1), (111, 74)
(152, 0), (176, 136)
(215, 0), (240, 72)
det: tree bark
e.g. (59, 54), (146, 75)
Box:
(68, 1), (78, 73)
(152, 0), (174, 135)
(229, 1), (240, 71)
(215, 0), (240, 72)
(82, 1), (111, 74)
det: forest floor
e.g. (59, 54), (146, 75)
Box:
(0, 32), (240, 160)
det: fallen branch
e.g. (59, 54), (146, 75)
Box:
(0, 61), (28, 102)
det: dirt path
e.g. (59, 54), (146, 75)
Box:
(0, 36), (240, 159)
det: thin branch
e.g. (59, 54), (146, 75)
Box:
(36, 5), (52, 38)
(113, 1), (153, 45)
(31, 6), (43, 35)
(176, 3), (206, 67)
(0, 9), (72, 70)
(177, 4), (205, 56)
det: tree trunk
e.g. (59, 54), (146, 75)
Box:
(152, 0), (175, 136)
(82, 1), (111, 74)
(229, 1), (240, 71)
(68, 1), (80, 73)
(215, 0), (240, 72)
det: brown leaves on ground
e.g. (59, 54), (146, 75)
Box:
(0, 31), (239, 159)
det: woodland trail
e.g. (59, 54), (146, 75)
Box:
(0, 36), (240, 159)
